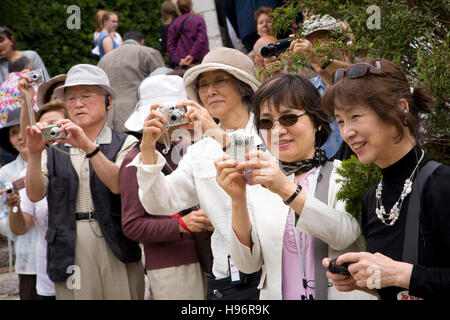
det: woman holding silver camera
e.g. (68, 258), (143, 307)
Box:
(131, 47), (263, 299)
(214, 73), (374, 300)
(0, 26), (49, 83)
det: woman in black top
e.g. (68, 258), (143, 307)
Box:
(320, 58), (450, 300)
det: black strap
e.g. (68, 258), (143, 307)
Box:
(402, 160), (440, 264)
(313, 161), (334, 300)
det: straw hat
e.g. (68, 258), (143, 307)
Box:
(183, 47), (260, 103)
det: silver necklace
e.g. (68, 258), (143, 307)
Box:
(375, 149), (424, 226)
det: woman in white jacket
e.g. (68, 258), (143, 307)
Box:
(131, 47), (264, 299)
(215, 73), (375, 300)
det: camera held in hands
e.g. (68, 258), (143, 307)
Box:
(260, 38), (294, 58)
(328, 258), (353, 276)
(26, 69), (44, 85)
(160, 105), (188, 128)
(42, 125), (67, 142)
(229, 130), (255, 163)
(5, 181), (14, 195)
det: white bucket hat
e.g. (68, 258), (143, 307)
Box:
(53, 64), (117, 99)
(124, 74), (187, 132)
(183, 47), (261, 103)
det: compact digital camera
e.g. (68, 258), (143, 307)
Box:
(160, 105), (188, 127)
(229, 130), (255, 163)
(42, 125), (67, 142)
(26, 69), (45, 85)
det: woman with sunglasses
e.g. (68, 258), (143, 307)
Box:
(215, 73), (374, 300)
(0, 27), (49, 83)
(321, 58), (450, 300)
(131, 47), (264, 300)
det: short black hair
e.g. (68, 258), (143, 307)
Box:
(123, 31), (146, 43)
(252, 73), (331, 147)
(8, 56), (32, 73)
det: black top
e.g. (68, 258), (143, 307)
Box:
(362, 144), (450, 300)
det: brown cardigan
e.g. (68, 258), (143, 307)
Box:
(119, 143), (212, 271)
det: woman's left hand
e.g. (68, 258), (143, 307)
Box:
(333, 252), (414, 290)
(236, 150), (293, 195)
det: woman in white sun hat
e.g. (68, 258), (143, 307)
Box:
(129, 47), (264, 299)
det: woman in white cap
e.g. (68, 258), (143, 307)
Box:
(130, 47), (263, 299)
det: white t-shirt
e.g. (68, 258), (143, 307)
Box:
(19, 186), (55, 296)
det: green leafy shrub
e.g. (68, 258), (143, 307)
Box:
(335, 156), (382, 223)
(271, 1), (449, 166)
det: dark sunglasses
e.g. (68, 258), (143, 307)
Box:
(259, 113), (306, 130)
(333, 61), (386, 83)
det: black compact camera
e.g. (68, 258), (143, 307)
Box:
(328, 258), (353, 276)
(260, 38), (293, 58)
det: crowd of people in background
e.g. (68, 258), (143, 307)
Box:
(0, 0), (448, 301)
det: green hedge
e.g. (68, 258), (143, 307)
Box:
(1, 0), (164, 77)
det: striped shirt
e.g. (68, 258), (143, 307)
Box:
(41, 125), (138, 212)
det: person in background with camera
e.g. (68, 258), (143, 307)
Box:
(98, 12), (122, 59)
(24, 64), (144, 300)
(0, 57), (40, 165)
(214, 73), (374, 300)
(121, 73), (214, 300)
(262, 14), (355, 160)
(0, 26), (49, 83)
(129, 47), (263, 300)
(247, 35), (277, 83)
(7, 99), (69, 300)
(0, 107), (40, 299)
(321, 58), (450, 300)
(167, 0), (209, 68)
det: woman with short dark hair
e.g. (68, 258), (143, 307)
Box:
(215, 73), (374, 300)
(321, 58), (450, 300)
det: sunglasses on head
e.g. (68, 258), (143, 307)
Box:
(333, 61), (386, 83)
(259, 113), (307, 130)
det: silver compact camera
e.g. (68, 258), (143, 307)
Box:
(229, 130), (255, 163)
(4, 181), (14, 195)
(160, 105), (188, 127)
(26, 69), (44, 85)
(42, 125), (67, 142)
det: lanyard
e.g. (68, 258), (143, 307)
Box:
(291, 208), (308, 289)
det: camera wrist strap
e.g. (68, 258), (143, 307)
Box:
(162, 126), (171, 154)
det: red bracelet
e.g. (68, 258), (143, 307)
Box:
(170, 213), (193, 233)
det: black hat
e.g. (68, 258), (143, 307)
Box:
(0, 108), (21, 155)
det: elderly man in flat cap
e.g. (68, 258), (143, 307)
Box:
(25, 64), (144, 300)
